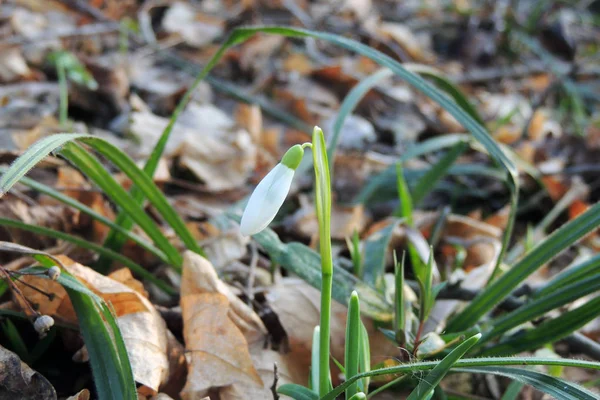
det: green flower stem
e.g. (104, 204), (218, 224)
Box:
(313, 127), (333, 396)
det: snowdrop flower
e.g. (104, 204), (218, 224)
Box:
(240, 144), (306, 236)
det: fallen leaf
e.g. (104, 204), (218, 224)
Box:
(66, 389), (90, 400)
(0, 345), (56, 399)
(13, 257), (169, 395)
(162, 2), (224, 48)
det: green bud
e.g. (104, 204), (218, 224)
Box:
(281, 144), (304, 170)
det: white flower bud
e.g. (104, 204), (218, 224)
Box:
(240, 145), (305, 236)
(34, 315), (54, 337)
(47, 266), (61, 281)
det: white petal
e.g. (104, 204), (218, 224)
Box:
(240, 163), (295, 236)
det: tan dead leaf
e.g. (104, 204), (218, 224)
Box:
(13, 257), (169, 394)
(66, 389), (90, 400)
(109, 268), (149, 299)
(130, 104), (256, 192)
(181, 292), (263, 398)
(162, 2), (224, 48)
(377, 23), (435, 63)
(0, 345), (56, 399)
(181, 252), (307, 399)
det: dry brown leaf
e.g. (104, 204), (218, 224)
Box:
(130, 104), (256, 192)
(181, 252), (309, 399)
(13, 257), (169, 395)
(66, 389), (90, 400)
(181, 292), (263, 397)
(162, 2), (224, 48)
(0, 345), (56, 399)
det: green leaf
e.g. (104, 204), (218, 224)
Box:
(0, 219), (175, 295)
(447, 200), (600, 332)
(404, 64), (485, 125)
(26, 261), (136, 400)
(501, 380), (525, 400)
(406, 333), (481, 400)
(250, 223), (393, 321)
(362, 220), (396, 290)
(345, 291), (361, 399)
(320, 357), (600, 400)
(358, 321), (371, 394)
(278, 384), (319, 400)
(394, 251), (406, 346)
(480, 274), (600, 344)
(1, 319), (30, 363)
(455, 366), (597, 400)
(328, 68), (392, 174)
(533, 253), (600, 299)
(482, 295), (600, 356)
(411, 141), (469, 204)
(0, 133), (88, 196)
(1, 170), (169, 264)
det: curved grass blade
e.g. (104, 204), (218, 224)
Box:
(533, 253), (600, 299)
(345, 291), (361, 399)
(0, 218), (175, 295)
(407, 333), (481, 400)
(120, 25), (517, 285)
(404, 64), (485, 125)
(278, 384), (319, 400)
(74, 139), (206, 259)
(480, 274), (600, 344)
(0, 133), (89, 197)
(482, 295), (600, 356)
(362, 220), (396, 289)
(447, 200), (600, 332)
(59, 142), (184, 267)
(328, 68), (392, 173)
(455, 366), (598, 400)
(411, 141), (469, 204)
(2, 170), (169, 266)
(320, 357), (600, 400)
(27, 262), (136, 400)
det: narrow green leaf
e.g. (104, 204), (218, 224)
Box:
(348, 393), (366, 400)
(345, 291), (361, 399)
(404, 64), (485, 125)
(278, 384), (319, 400)
(482, 295), (600, 356)
(455, 366), (598, 400)
(395, 163), (413, 223)
(362, 221), (397, 290)
(533, 253), (600, 299)
(0, 133), (89, 197)
(1, 319), (30, 363)
(28, 262), (136, 400)
(60, 142), (180, 267)
(75, 139), (206, 259)
(411, 141), (469, 204)
(0, 218), (175, 295)
(358, 321), (370, 394)
(481, 275), (600, 344)
(2, 170), (169, 264)
(501, 380), (525, 400)
(320, 357), (600, 400)
(447, 201), (600, 332)
(311, 326), (320, 394)
(406, 333), (481, 400)
(394, 251), (406, 346)
(328, 68), (392, 173)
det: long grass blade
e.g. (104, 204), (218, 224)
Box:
(60, 142), (184, 267)
(406, 333), (481, 400)
(447, 201), (600, 332)
(0, 218), (175, 295)
(455, 366), (597, 400)
(320, 357), (600, 400)
(3, 170), (169, 264)
(482, 295), (600, 356)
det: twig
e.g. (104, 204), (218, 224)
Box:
(271, 363), (280, 400)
